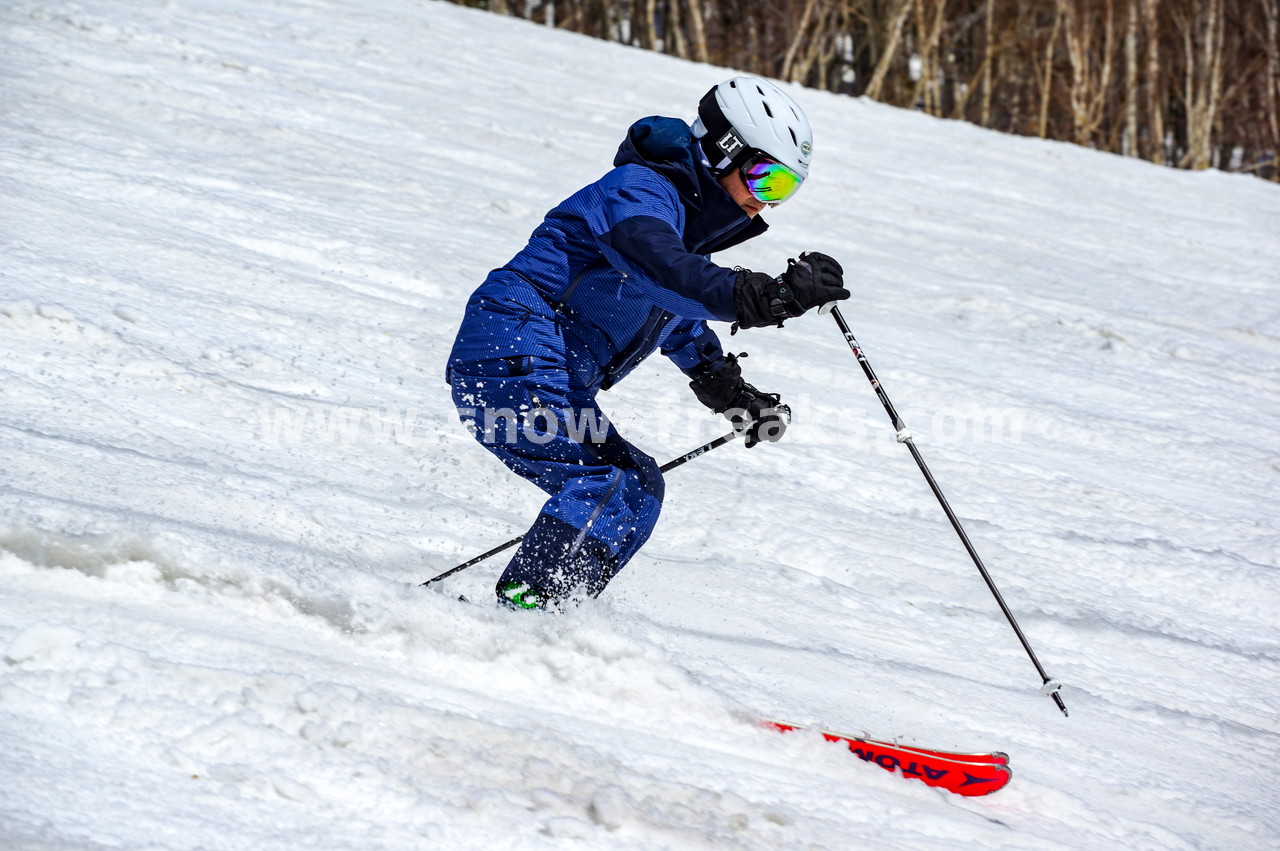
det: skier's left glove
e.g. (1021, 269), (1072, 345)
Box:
(728, 387), (790, 448)
(688, 354), (791, 448)
(733, 251), (848, 330)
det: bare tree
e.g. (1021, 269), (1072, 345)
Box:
(1262, 0), (1280, 177)
(1176, 0), (1226, 168)
(684, 0), (710, 63)
(1038, 2), (1062, 140)
(865, 0), (912, 101)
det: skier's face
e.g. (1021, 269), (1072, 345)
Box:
(718, 169), (767, 218)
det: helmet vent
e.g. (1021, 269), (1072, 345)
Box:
(762, 102), (774, 118)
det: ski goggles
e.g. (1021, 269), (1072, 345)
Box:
(740, 152), (805, 205)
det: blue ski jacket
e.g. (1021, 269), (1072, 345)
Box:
(446, 115), (767, 392)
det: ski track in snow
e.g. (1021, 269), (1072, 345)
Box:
(2, 0), (1279, 848)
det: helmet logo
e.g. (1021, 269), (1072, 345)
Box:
(801, 140), (812, 157)
(717, 129), (746, 158)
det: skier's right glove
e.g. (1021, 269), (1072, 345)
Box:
(688, 354), (791, 448)
(733, 251), (848, 330)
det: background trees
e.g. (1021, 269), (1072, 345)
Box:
(459, 0), (1278, 179)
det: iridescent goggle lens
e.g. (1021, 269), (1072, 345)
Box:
(740, 154), (805, 204)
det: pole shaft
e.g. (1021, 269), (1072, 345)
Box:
(422, 430), (738, 587)
(829, 306), (1067, 716)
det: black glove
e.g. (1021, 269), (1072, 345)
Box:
(733, 251), (848, 330)
(688, 354), (791, 448)
(729, 388), (790, 448)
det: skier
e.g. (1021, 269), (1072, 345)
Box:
(446, 75), (848, 610)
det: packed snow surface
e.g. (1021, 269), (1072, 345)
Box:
(3, 1), (1279, 848)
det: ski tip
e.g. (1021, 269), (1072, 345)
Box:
(962, 764), (1013, 796)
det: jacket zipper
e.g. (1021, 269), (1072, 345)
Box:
(602, 304), (672, 389)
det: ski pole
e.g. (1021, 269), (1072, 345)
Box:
(823, 304), (1068, 717)
(422, 430), (740, 587)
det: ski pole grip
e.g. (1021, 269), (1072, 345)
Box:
(818, 301), (839, 316)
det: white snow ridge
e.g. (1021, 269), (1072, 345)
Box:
(3, 0), (1279, 849)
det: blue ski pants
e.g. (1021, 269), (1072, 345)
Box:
(450, 356), (664, 603)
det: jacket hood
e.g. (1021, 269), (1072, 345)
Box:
(614, 116), (767, 254)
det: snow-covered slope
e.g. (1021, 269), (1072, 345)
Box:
(3, 1), (1279, 848)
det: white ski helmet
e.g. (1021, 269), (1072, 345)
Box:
(693, 75), (813, 182)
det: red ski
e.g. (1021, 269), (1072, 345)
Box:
(766, 721), (1011, 796)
